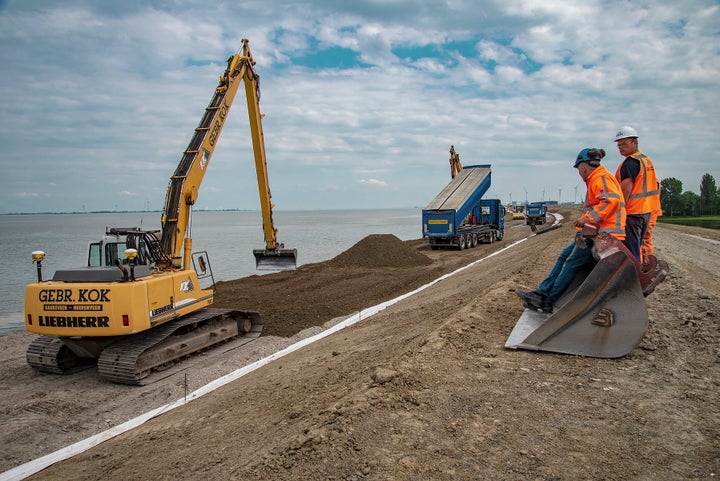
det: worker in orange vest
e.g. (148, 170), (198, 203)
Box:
(614, 126), (661, 261)
(516, 148), (626, 313)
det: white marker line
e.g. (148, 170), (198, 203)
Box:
(681, 233), (720, 245)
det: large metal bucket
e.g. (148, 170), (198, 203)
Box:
(505, 249), (649, 358)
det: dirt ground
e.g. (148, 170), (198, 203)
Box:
(0, 208), (718, 480)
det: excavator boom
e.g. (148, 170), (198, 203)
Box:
(159, 38), (295, 271)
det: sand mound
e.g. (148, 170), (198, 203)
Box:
(328, 234), (432, 268)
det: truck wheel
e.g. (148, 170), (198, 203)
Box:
(458, 235), (466, 250)
(471, 233), (478, 248)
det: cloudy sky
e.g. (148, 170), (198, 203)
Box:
(0, 0), (718, 214)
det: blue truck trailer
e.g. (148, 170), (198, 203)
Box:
(422, 164), (505, 250)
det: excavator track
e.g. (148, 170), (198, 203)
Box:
(97, 308), (261, 385)
(26, 335), (92, 374)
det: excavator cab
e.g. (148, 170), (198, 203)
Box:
(87, 228), (157, 267)
(505, 224), (669, 358)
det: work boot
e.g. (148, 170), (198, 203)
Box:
(516, 289), (543, 309)
(540, 302), (554, 314)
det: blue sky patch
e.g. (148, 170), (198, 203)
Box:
(292, 45), (370, 70)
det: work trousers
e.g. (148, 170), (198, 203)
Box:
(623, 213), (650, 261)
(536, 239), (596, 304)
(641, 211), (660, 262)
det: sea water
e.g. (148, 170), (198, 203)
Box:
(0, 209), (422, 335)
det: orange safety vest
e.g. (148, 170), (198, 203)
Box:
(615, 152), (660, 215)
(581, 165), (626, 240)
(649, 180), (662, 214)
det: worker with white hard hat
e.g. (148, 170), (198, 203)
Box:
(613, 126), (661, 262)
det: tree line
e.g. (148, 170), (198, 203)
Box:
(660, 173), (718, 217)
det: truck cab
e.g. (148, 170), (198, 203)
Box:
(525, 202), (547, 229)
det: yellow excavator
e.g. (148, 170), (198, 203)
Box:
(449, 145), (462, 179)
(24, 39), (296, 384)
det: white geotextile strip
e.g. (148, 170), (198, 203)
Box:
(1, 235), (531, 481)
(682, 233), (720, 245)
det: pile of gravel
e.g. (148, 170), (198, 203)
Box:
(329, 234), (432, 268)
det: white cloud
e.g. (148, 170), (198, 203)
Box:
(359, 178), (389, 188)
(0, 0), (718, 213)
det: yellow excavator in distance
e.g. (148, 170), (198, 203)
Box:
(449, 145), (462, 179)
(24, 39), (296, 385)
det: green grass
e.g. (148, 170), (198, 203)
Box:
(659, 215), (720, 230)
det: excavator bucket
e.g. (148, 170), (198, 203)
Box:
(506, 229), (668, 358)
(253, 247), (297, 271)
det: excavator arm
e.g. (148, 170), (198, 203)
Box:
(449, 145), (463, 179)
(245, 59), (297, 270)
(159, 38), (296, 270)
